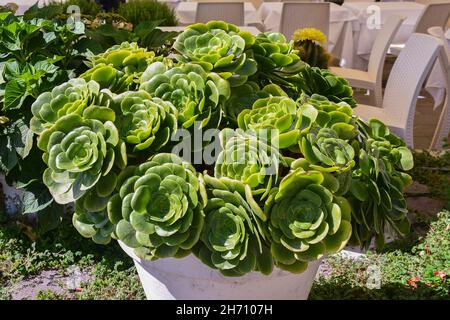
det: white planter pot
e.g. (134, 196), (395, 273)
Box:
(0, 174), (23, 216)
(119, 241), (321, 300)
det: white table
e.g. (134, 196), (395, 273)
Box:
(426, 29), (450, 109)
(257, 2), (359, 67)
(158, 25), (261, 36)
(343, 2), (426, 69)
(175, 2), (259, 26)
(159, 0), (182, 10)
(0, 0), (37, 15)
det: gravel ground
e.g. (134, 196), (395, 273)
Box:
(8, 268), (94, 300)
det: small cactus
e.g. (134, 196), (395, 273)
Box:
(293, 28), (331, 69)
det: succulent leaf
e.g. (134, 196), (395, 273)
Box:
(108, 153), (206, 260)
(140, 62), (230, 129)
(296, 67), (356, 107)
(194, 174), (273, 276)
(265, 167), (352, 271)
(30, 78), (113, 135)
(215, 129), (287, 200)
(82, 42), (173, 93)
(39, 114), (122, 204)
(173, 21), (257, 87)
(112, 90), (178, 152)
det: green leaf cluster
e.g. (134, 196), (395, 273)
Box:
(194, 174), (273, 276)
(108, 153), (206, 260)
(173, 21), (258, 87)
(140, 61), (230, 129)
(348, 119), (413, 249)
(81, 42), (173, 93)
(0, 18), (416, 275)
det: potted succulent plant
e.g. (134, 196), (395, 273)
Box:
(28, 21), (414, 300)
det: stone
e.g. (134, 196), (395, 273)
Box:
(407, 197), (445, 217)
(405, 181), (430, 195)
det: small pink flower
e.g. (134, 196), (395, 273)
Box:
(407, 276), (421, 288)
(434, 270), (446, 281)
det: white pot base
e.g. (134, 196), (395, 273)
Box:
(119, 241), (321, 300)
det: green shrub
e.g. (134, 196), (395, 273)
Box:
(118, 0), (177, 27)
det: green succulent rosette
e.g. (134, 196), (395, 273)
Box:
(215, 128), (287, 200)
(194, 174), (273, 276)
(30, 78), (114, 135)
(250, 32), (305, 84)
(82, 42), (172, 93)
(108, 153), (206, 260)
(223, 82), (288, 125)
(37, 114), (124, 204)
(297, 67), (357, 107)
(72, 172), (118, 245)
(237, 95), (317, 149)
(112, 90), (178, 153)
(356, 118), (413, 166)
(300, 127), (355, 173)
(140, 61), (230, 129)
(88, 42), (163, 75)
(172, 21), (257, 87)
(300, 93), (357, 140)
(299, 127), (356, 195)
(80, 63), (134, 93)
(223, 81), (269, 125)
(348, 119), (413, 249)
(264, 167), (352, 273)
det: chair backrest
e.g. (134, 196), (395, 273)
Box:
(196, 2), (245, 25)
(280, 2), (330, 41)
(367, 15), (404, 82)
(415, 3), (450, 34)
(383, 33), (441, 147)
(428, 27), (450, 149)
(428, 26), (450, 68)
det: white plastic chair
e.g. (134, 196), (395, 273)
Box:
(428, 27), (450, 149)
(353, 33), (442, 148)
(390, 3), (450, 54)
(279, 2), (330, 41)
(415, 3), (450, 34)
(330, 15), (404, 107)
(195, 2), (245, 25)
